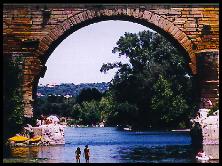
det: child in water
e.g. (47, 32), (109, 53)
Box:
(75, 147), (81, 163)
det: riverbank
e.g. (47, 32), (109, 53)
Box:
(3, 158), (48, 163)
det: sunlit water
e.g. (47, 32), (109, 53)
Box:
(3, 127), (219, 163)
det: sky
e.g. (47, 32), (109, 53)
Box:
(38, 20), (154, 85)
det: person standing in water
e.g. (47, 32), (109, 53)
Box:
(75, 147), (81, 163)
(83, 145), (90, 163)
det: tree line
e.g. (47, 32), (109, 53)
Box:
(37, 82), (109, 96)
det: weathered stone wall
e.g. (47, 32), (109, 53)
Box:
(3, 4), (219, 117)
(203, 144), (219, 160)
(196, 50), (219, 106)
(40, 124), (65, 145)
(190, 109), (219, 159)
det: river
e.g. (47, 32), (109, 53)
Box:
(3, 127), (219, 163)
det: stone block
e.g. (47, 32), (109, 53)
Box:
(33, 127), (43, 136)
(150, 14), (161, 25)
(142, 10), (152, 20)
(171, 26), (179, 36)
(61, 21), (71, 31)
(203, 144), (219, 159)
(78, 12), (85, 22)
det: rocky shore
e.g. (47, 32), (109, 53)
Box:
(190, 109), (219, 159)
(7, 115), (65, 147)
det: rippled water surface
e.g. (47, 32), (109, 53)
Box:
(3, 127), (218, 163)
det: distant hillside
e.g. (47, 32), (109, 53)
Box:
(37, 82), (110, 97)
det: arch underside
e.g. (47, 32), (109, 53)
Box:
(35, 9), (196, 76)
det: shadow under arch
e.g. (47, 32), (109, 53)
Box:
(31, 13), (197, 117)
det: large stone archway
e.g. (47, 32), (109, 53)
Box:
(3, 4), (219, 117)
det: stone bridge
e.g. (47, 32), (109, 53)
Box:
(3, 3), (219, 117)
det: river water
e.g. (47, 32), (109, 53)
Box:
(3, 127), (219, 163)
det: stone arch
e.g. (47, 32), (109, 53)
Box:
(29, 8), (197, 117)
(35, 8), (196, 71)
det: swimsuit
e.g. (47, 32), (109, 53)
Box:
(84, 148), (90, 160)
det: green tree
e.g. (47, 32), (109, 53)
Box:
(34, 97), (47, 117)
(150, 75), (173, 128)
(101, 30), (198, 129)
(150, 75), (189, 129)
(80, 100), (101, 125)
(98, 91), (116, 122)
(76, 88), (102, 104)
(71, 103), (82, 120)
(3, 56), (24, 142)
(47, 95), (64, 103)
(112, 102), (139, 127)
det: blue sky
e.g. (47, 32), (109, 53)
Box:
(38, 20), (154, 85)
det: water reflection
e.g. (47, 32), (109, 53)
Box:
(10, 146), (39, 158)
(37, 145), (67, 162)
(117, 145), (195, 163)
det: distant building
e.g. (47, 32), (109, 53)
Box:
(64, 95), (72, 98)
(46, 83), (59, 87)
(37, 92), (44, 97)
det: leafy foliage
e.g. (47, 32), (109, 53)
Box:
(76, 88), (102, 104)
(100, 30), (198, 129)
(3, 56), (25, 142)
